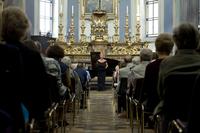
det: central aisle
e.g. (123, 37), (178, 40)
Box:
(69, 89), (131, 133)
(67, 88), (155, 133)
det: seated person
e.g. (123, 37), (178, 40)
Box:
(61, 56), (83, 101)
(127, 48), (152, 98)
(155, 23), (200, 133)
(74, 63), (88, 108)
(141, 33), (174, 128)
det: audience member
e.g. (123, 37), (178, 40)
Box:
(142, 33), (174, 111)
(45, 44), (70, 98)
(127, 48), (152, 95)
(45, 45), (72, 127)
(61, 56), (83, 101)
(0, 44), (25, 132)
(23, 39), (39, 52)
(74, 63), (88, 108)
(117, 55), (133, 115)
(132, 56), (140, 67)
(141, 33), (174, 128)
(151, 52), (159, 62)
(156, 23), (200, 133)
(1, 6), (51, 131)
(131, 48), (152, 78)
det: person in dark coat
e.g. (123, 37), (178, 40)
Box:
(1, 6), (51, 132)
(0, 44), (25, 132)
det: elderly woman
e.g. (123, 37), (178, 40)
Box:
(1, 6), (51, 131)
(61, 56), (83, 101)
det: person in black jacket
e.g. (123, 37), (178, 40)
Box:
(2, 6), (51, 132)
(0, 44), (25, 132)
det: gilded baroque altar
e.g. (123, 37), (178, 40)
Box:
(55, 2), (148, 62)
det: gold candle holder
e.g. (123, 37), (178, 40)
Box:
(113, 15), (119, 43)
(124, 15), (131, 45)
(80, 14), (86, 43)
(57, 13), (65, 42)
(68, 15), (75, 45)
(135, 18), (141, 43)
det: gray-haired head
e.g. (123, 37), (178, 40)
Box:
(132, 56), (140, 65)
(2, 6), (30, 42)
(61, 56), (71, 67)
(140, 48), (153, 61)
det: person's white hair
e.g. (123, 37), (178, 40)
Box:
(140, 48), (153, 61)
(61, 56), (71, 66)
(132, 56), (140, 65)
(2, 6), (30, 42)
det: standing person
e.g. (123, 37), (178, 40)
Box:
(96, 52), (108, 91)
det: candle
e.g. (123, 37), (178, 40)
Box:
(72, 5), (74, 16)
(126, 6), (128, 16)
(82, 5), (84, 15)
(60, 0), (63, 13)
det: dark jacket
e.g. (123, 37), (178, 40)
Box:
(0, 44), (25, 132)
(8, 41), (51, 121)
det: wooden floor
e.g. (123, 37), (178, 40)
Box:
(63, 88), (155, 133)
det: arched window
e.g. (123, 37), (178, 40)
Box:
(40, 0), (58, 37)
(145, 0), (159, 37)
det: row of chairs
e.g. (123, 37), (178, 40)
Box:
(27, 87), (90, 133)
(127, 70), (198, 133)
(116, 76), (188, 133)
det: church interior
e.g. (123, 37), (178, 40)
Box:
(0, 0), (200, 133)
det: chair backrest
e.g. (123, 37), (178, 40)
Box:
(46, 74), (60, 103)
(118, 78), (128, 96)
(133, 78), (144, 101)
(163, 71), (199, 121)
